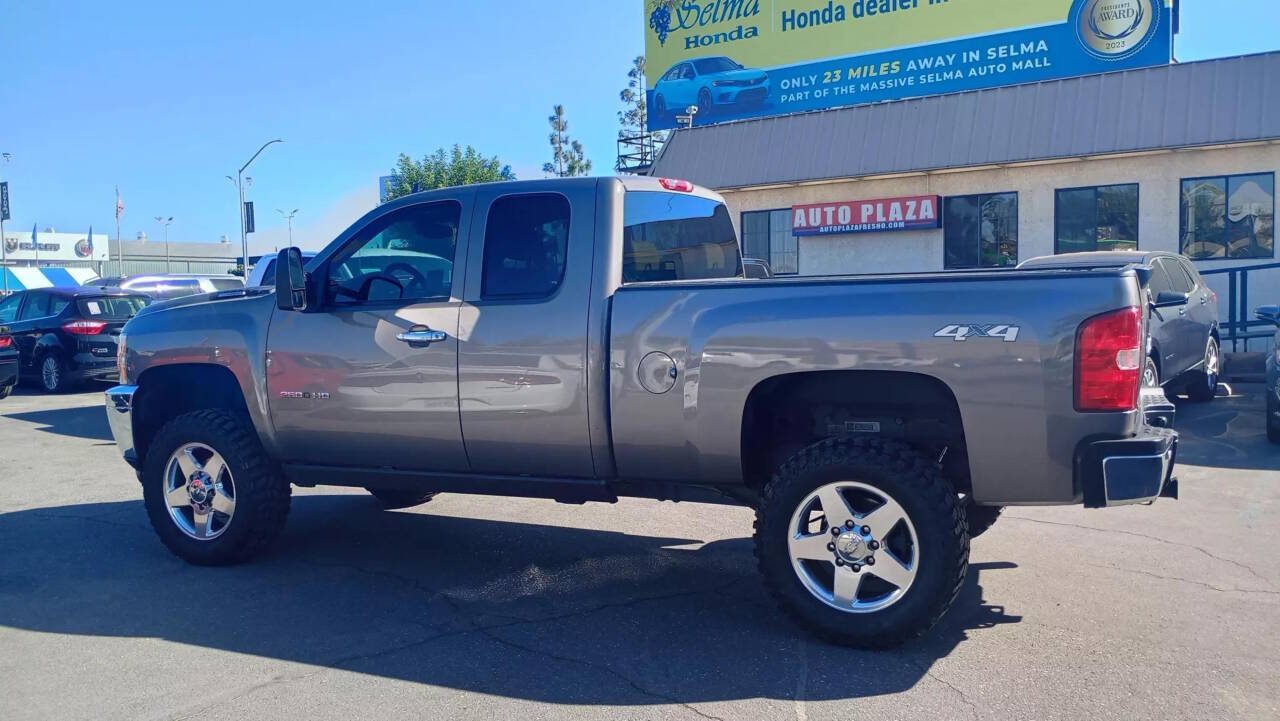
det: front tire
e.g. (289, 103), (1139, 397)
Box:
(1267, 394), (1280, 444)
(0, 385), (11, 399)
(1185, 337), (1220, 402)
(1143, 356), (1160, 389)
(365, 487), (436, 509)
(697, 88), (713, 116)
(142, 409), (291, 566)
(755, 438), (968, 649)
(39, 353), (69, 393)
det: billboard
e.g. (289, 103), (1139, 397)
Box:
(645, 0), (1174, 131)
(1, 231), (109, 263)
(792, 195), (939, 235)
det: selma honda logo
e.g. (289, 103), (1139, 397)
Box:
(1072, 0), (1160, 61)
(791, 195), (939, 236)
(649, 0), (760, 49)
(934, 324), (1021, 342)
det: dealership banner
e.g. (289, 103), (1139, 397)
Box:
(791, 195), (940, 235)
(645, 0), (1174, 130)
(1, 230), (109, 262)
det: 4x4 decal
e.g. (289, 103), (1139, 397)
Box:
(934, 324), (1021, 342)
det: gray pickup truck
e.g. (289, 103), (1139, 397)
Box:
(105, 176), (1177, 648)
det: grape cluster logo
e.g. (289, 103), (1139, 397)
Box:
(650, 4), (672, 46)
(1072, 0), (1161, 61)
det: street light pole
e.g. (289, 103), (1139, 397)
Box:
(1, 153), (10, 294)
(276, 208), (298, 246)
(234, 139), (283, 277)
(154, 216), (173, 273)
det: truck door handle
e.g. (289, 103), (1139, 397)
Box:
(1178, 308), (1186, 316)
(396, 328), (448, 345)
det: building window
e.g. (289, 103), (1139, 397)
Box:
(741, 209), (798, 275)
(943, 193), (1018, 269)
(1055, 184), (1139, 254)
(1180, 173), (1275, 259)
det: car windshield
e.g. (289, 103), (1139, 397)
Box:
(693, 57), (741, 74)
(77, 296), (149, 319)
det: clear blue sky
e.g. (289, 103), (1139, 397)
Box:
(1, 0), (1275, 253)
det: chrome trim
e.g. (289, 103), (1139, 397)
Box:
(396, 329), (447, 344)
(1101, 444), (1174, 507)
(105, 384), (138, 466)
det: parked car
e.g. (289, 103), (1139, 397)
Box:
(1019, 251), (1220, 401)
(653, 56), (769, 118)
(743, 257), (773, 279)
(105, 177), (1177, 649)
(0, 288), (149, 392)
(0, 324), (16, 399)
(88, 274), (244, 301)
(246, 251), (317, 287)
(1256, 305), (1280, 443)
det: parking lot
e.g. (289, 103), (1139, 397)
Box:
(0, 384), (1277, 721)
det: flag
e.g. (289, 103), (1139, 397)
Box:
(31, 222), (38, 264)
(115, 187), (124, 219)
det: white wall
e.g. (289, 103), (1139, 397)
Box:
(722, 142), (1280, 351)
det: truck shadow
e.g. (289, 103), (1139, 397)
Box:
(0, 495), (1020, 706)
(1, 404), (114, 442)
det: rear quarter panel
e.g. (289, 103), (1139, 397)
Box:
(608, 270), (1146, 505)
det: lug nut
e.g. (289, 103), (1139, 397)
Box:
(851, 564), (862, 573)
(844, 519), (855, 529)
(868, 540), (880, 550)
(834, 557), (845, 566)
(826, 542), (836, 552)
(861, 525), (871, 535)
(831, 527), (842, 537)
(865, 556), (876, 565)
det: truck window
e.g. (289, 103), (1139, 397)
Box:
(328, 200), (460, 305)
(481, 193), (570, 299)
(622, 192), (742, 283)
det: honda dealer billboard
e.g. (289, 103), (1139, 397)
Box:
(644, 0), (1174, 130)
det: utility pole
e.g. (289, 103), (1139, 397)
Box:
(0, 153), (10, 293)
(233, 139), (283, 277)
(154, 216), (173, 273)
(276, 208), (298, 246)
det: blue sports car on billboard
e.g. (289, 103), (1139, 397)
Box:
(653, 56), (770, 119)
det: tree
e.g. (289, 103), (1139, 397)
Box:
(383, 145), (514, 202)
(543, 105), (592, 177)
(617, 55), (666, 173)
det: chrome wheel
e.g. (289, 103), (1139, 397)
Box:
(41, 356), (61, 391)
(1143, 357), (1159, 388)
(1204, 338), (1220, 386)
(787, 480), (919, 613)
(163, 442), (236, 540)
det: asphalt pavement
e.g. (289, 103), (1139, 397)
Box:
(0, 383), (1277, 720)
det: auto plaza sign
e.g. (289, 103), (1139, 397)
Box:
(644, 0), (1174, 131)
(791, 195), (940, 236)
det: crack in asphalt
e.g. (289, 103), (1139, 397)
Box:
(1004, 515), (1276, 588)
(1083, 562), (1280, 596)
(907, 659), (980, 720)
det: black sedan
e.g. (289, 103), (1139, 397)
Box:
(0, 288), (148, 393)
(1020, 251), (1221, 401)
(1257, 305), (1280, 443)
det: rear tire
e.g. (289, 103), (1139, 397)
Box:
(1267, 395), (1280, 444)
(365, 487), (436, 509)
(965, 504), (1003, 539)
(39, 353), (69, 394)
(0, 385), (11, 399)
(1143, 357), (1160, 389)
(1185, 337), (1220, 402)
(755, 437), (968, 649)
(142, 409), (291, 566)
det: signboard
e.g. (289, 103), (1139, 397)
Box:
(645, 0), (1174, 131)
(0, 231), (109, 262)
(244, 201), (255, 233)
(791, 195), (939, 235)
(0, 182), (9, 221)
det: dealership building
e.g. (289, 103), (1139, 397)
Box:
(650, 51), (1279, 346)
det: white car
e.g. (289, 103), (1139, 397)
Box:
(88, 274), (244, 300)
(246, 252), (317, 287)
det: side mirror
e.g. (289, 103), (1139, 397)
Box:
(275, 247), (308, 311)
(1152, 290), (1190, 309)
(1256, 305), (1280, 325)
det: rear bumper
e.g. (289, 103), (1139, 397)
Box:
(105, 384), (139, 468)
(0, 358), (16, 388)
(1078, 428), (1178, 508)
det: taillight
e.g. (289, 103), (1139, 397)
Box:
(658, 178), (694, 192)
(0, 336), (12, 348)
(1075, 306), (1142, 412)
(62, 320), (108, 335)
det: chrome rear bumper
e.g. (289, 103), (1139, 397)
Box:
(105, 384), (139, 468)
(1079, 427), (1178, 508)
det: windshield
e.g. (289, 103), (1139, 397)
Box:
(77, 296), (149, 319)
(693, 57), (741, 74)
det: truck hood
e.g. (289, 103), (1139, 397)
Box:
(134, 287), (273, 318)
